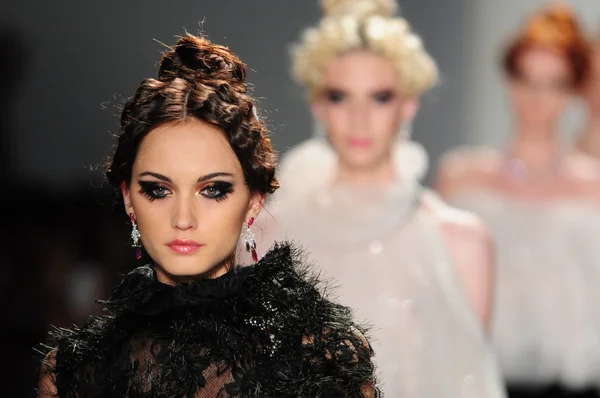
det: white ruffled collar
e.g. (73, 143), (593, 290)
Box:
(274, 137), (428, 245)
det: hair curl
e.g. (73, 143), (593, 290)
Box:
(503, 3), (592, 89)
(106, 34), (279, 196)
(292, 0), (438, 99)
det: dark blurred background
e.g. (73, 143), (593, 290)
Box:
(1, 1), (598, 395)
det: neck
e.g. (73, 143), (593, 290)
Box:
(509, 125), (561, 168)
(334, 156), (396, 185)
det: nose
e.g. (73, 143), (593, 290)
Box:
(349, 103), (370, 132)
(171, 196), (198, 231)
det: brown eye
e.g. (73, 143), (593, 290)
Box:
(201, 181), (234, 202)
(138, 181), (172, 201)
(204, 186), (218, 196)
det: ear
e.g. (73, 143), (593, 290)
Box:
(246, 192), (266, 221)
(401, 97), (420, 123)
(121, 181), (133, 216)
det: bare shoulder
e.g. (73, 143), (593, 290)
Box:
(563, 152), (600, 203)
(564, 152), (600, 183)
(423, 189), (488, 232)
(422, 190), (492, 245)
(434, 146), (503, 198)
(422, 191), (494, 328)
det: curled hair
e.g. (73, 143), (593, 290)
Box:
(321, 0), (397, 18)
(503, 3), (592, 89)
(106, 34), (279, 195)
(292, 0), (438, 99)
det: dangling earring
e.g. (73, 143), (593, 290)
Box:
(129, 213), (142, 260)
(244, 217), (258, 263)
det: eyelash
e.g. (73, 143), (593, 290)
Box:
(137, 181), (234, 203)
(326, 90), (345, 103)
(374, 92), (394, 103)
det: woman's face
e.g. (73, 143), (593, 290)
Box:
(508, 47), (573, 130)
(312, 50), (417, 171)
(122, 119), (262, 284)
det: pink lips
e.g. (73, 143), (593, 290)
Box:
(348, 138), (371, 148)
(166, 239), (203, 254)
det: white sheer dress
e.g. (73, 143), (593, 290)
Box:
(451, 186), (600, 390)
(250, 138), (506, 397)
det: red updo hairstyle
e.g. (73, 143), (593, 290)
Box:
(503, 3), (592, 89)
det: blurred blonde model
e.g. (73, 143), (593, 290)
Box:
(435, 4), (600, 398)
(249, 0), (507, 396)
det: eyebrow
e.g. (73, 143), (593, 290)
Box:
(138, 171), (235, 183)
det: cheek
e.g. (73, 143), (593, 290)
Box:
(508, 82), (533, 105)
(200, 196), (249, 241)
(590, 86), (600, 108)
(133, 196), (248, 245)
(322, 107), (350, 138)
(372, 106), (402, 141)
(134, 201), (168, 246)
(509, 87), (530, 108)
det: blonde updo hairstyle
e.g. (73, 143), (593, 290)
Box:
(293, 0), (438, 99)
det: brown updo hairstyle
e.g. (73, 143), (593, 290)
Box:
(503, 3), (592, 89)
(106, 33), (279, 197)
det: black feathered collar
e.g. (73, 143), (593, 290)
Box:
(99, 243), (295, 316)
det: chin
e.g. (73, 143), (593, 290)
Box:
(343, 153), (383, 171)
(162, 263), (214, 279)
(156, 253), (221, 279)
(168, 265), (209, 277)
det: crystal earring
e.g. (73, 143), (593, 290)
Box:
(129, 213), (142, 260)
(245, 217), (258, 263)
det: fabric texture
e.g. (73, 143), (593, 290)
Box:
(40, 243), (378, 398)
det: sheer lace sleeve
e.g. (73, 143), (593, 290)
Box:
(300, 323), (380, 397)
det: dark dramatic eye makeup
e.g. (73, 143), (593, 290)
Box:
(325, 89), (346, 103)
(373, 90), (395, 103)
(136, 172), (235, 203)
(137, 180), (234, 203)
(138, 181), (172, 202)
(201, 181), (234, 202)
(324, 88), (396, 104)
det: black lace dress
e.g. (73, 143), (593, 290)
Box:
(40, 243), (379, 397)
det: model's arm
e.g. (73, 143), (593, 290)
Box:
(443, 217), (495, 330)
(300, 327), (380, 397)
